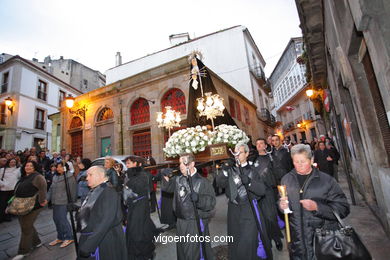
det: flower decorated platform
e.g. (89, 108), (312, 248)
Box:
(164, 124), (249, 163)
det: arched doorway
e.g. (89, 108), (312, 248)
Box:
(96, 107), (115, 157)
(69, 116), (83, 157)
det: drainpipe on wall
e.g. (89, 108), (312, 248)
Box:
(119, 99), (124, 155)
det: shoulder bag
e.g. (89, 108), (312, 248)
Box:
(313, 209), (372, 260)
(6, 181), (38, 216)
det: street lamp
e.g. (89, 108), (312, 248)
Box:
(4, 97), (14, 114)
(305, 89), (314, 98)
(156, 106), (181, 137)
(65, 95), (87, 121)
(196, 92), (224, 131)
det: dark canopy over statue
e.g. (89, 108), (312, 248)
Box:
(187, 55), (237, 128)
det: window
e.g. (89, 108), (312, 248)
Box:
(310, 128), (317, 139)
(97, 107), (114, 121)
(0, 104), (6, 124)
(229, 97), (236, 117)
(1, 72), (9, 93)
(228, 96), (242, 121)
(161, 88), (186, 114)
(131, 98), (150, 125)
(37, 80), (47, 101)
(244, 106), (250, 125)
(59, 90), (66, 107)
(35, 108), (45, 130)
(133, 129), (151, 158)
(236, 100), (241, 121)
(70, 117), (83, 129)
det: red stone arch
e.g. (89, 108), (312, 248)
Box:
(130, 98), (150, 125)
(161, 88), (186, 114)
(70, 116), (83, 129)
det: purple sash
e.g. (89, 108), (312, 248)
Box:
(199, 219), (205, 260)
(252, 200), (267, 259)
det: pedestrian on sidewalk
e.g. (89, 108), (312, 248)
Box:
(12, 161), (47, 260)
(77, 166), (127, 260)
(47, 161), (77, 248)
(0, 158), (21, 223)
(279, 144), (350, 260)
(76, 158), (92, 203)
(104, 156), (119, 190)
(314, 141), (335, 177)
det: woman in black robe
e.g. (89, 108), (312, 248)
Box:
(124, 156), (157, 260)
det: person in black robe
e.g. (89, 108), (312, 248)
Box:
(161, 153), (216, 260)
(153, 168), (177, 229)
(270, 135), (293, 184)
(217, 143), (273, 260)
(123, 156), (157, 260)
(77, 166), (127, 260)
(314, 141), (335, 176)
(251, 138), (283, 251)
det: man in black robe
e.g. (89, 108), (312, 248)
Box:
(123, 156), (157, 260)
(251, 138), (283, 251)
(270, 135), (293, 184)
(217, 143), (273, 260)
(162, 153), (216, 260)
(77, 166), (127, 260)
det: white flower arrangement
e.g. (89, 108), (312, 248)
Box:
(163, 124), (250, 158)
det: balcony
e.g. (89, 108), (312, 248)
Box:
(258, 108), (276, 126)
(283, 122), (295, 131)
(303, 111), (314, 121)
(250, 66), (268, 90)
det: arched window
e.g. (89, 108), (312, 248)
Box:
(70, 116), (83, 129)
(161, 88), (186, 114)
(97, 107), (114, 122)
(131, 98), (150, 125)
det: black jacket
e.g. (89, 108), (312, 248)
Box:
(271, 147), (293, 183)
(281, 168), (350, 259)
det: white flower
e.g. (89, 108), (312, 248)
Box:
(190, 140), (197, 147)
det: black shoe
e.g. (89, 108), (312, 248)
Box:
(275, 240), (283, 251)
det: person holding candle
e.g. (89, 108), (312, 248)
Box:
(279, 144), (349, 259)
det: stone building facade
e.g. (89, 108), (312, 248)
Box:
(61, 57), (272, 163)
(295, 0), (390, 233)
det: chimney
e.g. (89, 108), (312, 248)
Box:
(32, 58), (38, 62)
(60, 56), (64, 60)
(115, 52), (122, 66)
(169, 33), (190, 46)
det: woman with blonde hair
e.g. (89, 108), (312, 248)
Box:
(104, 156), (118, 189)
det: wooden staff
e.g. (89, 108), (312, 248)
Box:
(278, 185), (291, 243)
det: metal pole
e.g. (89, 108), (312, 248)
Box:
(63, 169), (79, 253)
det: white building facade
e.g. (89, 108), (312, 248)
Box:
(106, 26), (272, 119)
(0, 55), (82, 151)
(269, 38), (325, 143)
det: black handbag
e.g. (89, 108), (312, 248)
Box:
(314, 209), (372, 260)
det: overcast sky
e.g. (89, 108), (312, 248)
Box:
(0, 0), (301, 76)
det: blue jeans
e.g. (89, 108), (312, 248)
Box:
(52, 205), (73, 240)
